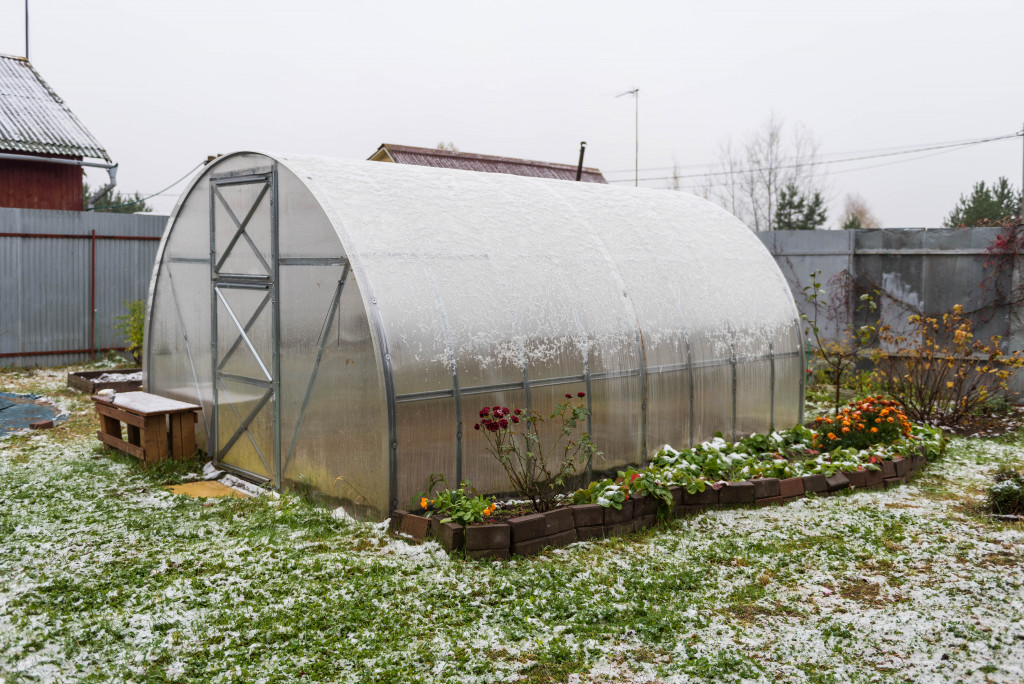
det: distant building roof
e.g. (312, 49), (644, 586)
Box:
(369, 143), (607, 184)
(0, 53), (109, 161)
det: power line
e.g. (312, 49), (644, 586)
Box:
(605, 133), (1022, 174)
(605, 132), (1022, 183)
(94, 161), (205, 210)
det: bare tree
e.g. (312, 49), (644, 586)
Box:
(840, 193), (881, 229)
(701, 114), (825, 231)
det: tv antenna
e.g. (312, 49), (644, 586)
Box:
(616, 88), (639, 187)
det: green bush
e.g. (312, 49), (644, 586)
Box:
(987, 465), (1024, 516)
(115, 299), (146, 364)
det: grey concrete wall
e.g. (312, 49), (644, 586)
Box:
(0, 208), (167, 367)
(757, 226), (1022, 392)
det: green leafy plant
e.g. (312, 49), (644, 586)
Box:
(571, 477), (628, 510)
(987, 465), (1024, 516)
(802, 270), (877, 414)
(115, 299), (146, 364)
(416, 474), (496, 526)
(475, 394), (599, 512)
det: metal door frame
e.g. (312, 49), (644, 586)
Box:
(209, 165), (281, 487)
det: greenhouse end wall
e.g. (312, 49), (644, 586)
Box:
(145, 152), (803, 519)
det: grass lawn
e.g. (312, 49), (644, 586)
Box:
(1, 364), (1022, 683)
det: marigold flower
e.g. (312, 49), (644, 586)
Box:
(841, 427), (850, 433)
(887, 417), (894, 423)
(870, 427), (878, 433)
(827, 432), (837, 440)
(420, 497), (428, 509)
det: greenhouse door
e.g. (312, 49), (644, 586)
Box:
(209, 168), (281, 486)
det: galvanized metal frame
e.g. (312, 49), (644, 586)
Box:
(209, 167), (281, 486)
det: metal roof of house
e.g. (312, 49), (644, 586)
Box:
(369, 143), (607, 183)
(0, 53), (109, 160)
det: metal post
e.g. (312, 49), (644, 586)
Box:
(634, 90), (638, 187)
(575, 141), (587, 181)
(615, 88), (639, 187)
(24, 0), (29, 61)
(89, 229), (96, 359)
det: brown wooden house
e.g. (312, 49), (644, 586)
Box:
(369, 143), (608, 183)
(0, 53), (111, 211)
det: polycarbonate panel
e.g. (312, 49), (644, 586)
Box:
(774, 355), (803, 430)
(459, 389), (527, 497)
(646, 368), (691, 451)
(146, 261), (213, 443)
(396, 399), (457, 509)
(735, 360), (772, 436)
(215, 287), (273, 382)
(216, 375), (274, 478)
(280, 267), (388, 518)
(213, 181), (272, 277)
(588, 375), (643, 473)
(277, 165), (347, 260)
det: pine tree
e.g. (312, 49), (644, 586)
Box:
(773, 183), (828, 230)
(943, 177), (1021, 227)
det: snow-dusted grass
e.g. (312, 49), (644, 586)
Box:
(1, 365), (1023, 683)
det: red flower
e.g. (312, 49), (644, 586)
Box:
(630, 473), (640, 483)
(577, 392), (586, 398)
(514, 408), (522, 415)
(479, 407), (490, 417)
(565, 393), (572, 399)
(499, 419), (508, 428)
(474, 423), (480, 430)
(511, 415), (519, 423)
(492, 406), (501, 412)
(487, 423), (499, 432)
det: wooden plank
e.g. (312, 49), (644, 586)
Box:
(94, 401), (146, 428)
(93, 391), (201, 416)
(98, 413), (122, 438)
(96, 430), (145, 460)
(143, 415), (169, 464)
(126, 424), (141, 446)
(170, 413), (197, 459)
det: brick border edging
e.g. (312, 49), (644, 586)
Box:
(390, 450), (931, 560)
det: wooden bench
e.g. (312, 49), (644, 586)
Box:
(92, 391), (201, 465)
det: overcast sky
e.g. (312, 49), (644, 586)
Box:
(1, 0), (1022, 225)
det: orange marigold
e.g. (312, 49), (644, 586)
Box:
(420, 497), (429, 510)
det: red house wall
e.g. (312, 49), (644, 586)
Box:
(0, 155), (83, 211)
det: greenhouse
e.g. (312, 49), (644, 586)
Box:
(144, 152), (804, 519)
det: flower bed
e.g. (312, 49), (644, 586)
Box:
(392, 412), (947, 560)
(389, 430), (942, 557)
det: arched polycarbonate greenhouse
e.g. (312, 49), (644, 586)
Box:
(144, 152), (804, 518)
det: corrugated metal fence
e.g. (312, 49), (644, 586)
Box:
(0, 208), (166, 367)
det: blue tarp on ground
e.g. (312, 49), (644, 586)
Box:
(0, 392), (65, 433)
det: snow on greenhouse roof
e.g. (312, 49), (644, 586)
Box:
(0, 53), (110, 160)
(369, 143), (607, 183)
